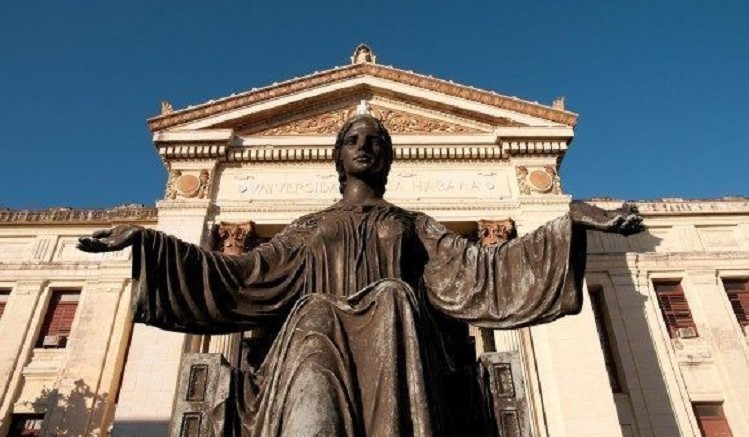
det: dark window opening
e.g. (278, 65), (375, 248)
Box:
(35, 290), (80, 348)
(0, 289), (10, 320)
(589, 286), (624, 393)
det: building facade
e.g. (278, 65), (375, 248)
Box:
(1, 47), (748, 436)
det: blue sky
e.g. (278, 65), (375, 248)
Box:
(1, 1), (747, 209)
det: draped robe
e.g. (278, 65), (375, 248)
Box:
(131, 203), (587, 436)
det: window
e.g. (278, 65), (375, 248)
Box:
(693, 403), (733, 437)
(589, 286), (624, 393)
(8, 414), (44, 437)
(653, 280), (697, 338)
(35, 290), (80, 348)
(722, 278), (749, 329)
(0, 289), (10, 320)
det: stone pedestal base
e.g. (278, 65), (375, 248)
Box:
(171, 354), (232, 437)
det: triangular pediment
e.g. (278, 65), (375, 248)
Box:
(149, 62), (577, 134)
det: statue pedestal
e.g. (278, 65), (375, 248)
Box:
(479, 351), (532, 437)
(171, 354), (233, 437)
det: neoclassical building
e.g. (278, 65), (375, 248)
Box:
(1, 46), (747, 436)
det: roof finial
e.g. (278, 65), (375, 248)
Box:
(351, 44), (376, 65)
(160, 100), (173, 115)
(355, 100), (371, 116)
(552, 97), (565, 110)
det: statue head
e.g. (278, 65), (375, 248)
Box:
(333, 113), (394, 196)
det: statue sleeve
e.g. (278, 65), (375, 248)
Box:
(418, 213), (587, 329)
(131, 227), (306, 335)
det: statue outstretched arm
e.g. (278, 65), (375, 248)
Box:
(78, 224), (306, 334)
(418, 204), (643, 329)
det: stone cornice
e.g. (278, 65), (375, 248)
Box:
(0, 205), (158, 226)
(3, 198), (745, 225)
(147, 63), (577, 132)
(584, 197), (749, 216)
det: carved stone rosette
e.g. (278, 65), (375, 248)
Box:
(516, 165), (562, 195)
(165, 169), (213, 200)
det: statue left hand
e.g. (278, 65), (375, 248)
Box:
(76, 224), (143, 253)
(570, 202), (644, 236)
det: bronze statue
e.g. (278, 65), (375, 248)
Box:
(78, 113), (643, 436)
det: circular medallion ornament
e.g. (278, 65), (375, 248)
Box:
(528, 170), (553, 193)
(175, 174), (201, 198)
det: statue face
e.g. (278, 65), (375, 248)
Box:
(340, 119), (386, 178)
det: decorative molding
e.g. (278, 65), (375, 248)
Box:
(477, 219), (517, 246)
(212, 221), (257, 255)
(501, 140), (568, 156)
(157, 144), (228, 160)
(586, 197), (749, 216)
(165, 170), (181, 199)
(226, 145), (505, 163)
(0, 205), (157, 225)
(147, 63), (577, 132)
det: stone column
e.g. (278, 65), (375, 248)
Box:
(113, 165), (216, 437)
(474, 219), (518, 354)
(205, 221), (257, 367)
(0, 281), (45, 435)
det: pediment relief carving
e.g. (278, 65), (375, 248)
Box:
(242, 103), (515, 136)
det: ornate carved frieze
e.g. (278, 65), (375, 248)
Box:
(165, 169), (212, 200)
(477, 219), (517, 246)
(0, 205), (157, 225)
(516, 166), (562, 195)
(250, 104), (486, 136)
(147, 62), (577, 132)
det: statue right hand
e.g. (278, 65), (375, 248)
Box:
(77, 224), (142, 253)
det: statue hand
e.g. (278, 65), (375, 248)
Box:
(77, 224), (142, 253)
(570, 202), (645, 236)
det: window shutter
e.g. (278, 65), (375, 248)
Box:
(36, 290), (80, 348)
(723, 278), (749, 328)
(653, 281), (697, 338)
(693, 403), (733, 437)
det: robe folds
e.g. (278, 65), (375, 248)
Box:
(131, 203), (587, 437)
